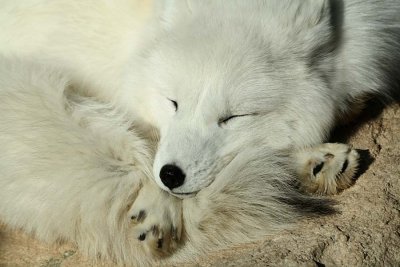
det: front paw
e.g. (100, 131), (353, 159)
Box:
(295, 143), (373, 195)
(128, 182), (182, 257)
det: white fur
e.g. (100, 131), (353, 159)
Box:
(145, 0), (400, 193)
(0, 0), (399, 265)
(0, 59), (324, 265)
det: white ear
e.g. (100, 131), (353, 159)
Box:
(264, 0), (330, 29)
(154, 0), (193, 29)
(286, 0), (331, 28)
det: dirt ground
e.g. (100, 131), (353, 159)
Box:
(1, 103), (399, 267)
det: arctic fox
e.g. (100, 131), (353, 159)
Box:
(0, 0), (399, 265)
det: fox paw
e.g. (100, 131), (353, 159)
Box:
(295, 143), (373, 195)
(128, 183), (182, 257)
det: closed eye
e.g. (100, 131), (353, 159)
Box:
(168, 98), (178, 111)
(218, 114), (255, 126)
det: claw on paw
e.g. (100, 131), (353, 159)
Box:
(295, 143), (374, 195)
(127, 183), (183, 257)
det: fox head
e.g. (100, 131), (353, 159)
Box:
(123, 0), (337, 197)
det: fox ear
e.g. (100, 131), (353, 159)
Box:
(154, 0), (193, 29)
(278, 0), (332, 28)
(300, 0), (331, 27)
(155, 0), (333, 29)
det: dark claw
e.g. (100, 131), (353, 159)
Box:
(137, 210), (146, 222)
(313, 162), (324, 176)
(138, 233), (146, 241)
(157, 238), (163, 249)
(340, 159), (349, 174)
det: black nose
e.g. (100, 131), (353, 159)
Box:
(160, 164), (185, 190)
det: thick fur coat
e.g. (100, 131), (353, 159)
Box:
(0, 0), (399, 265)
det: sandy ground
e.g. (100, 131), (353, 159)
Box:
(1, 103), (399, 267)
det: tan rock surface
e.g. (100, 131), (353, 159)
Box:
(1, 104), (399, 267)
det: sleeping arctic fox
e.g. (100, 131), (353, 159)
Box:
(0, 0), (399, 265)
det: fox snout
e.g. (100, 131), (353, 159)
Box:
(153, 122), (222, 197)
(159, 164), (186, 190)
